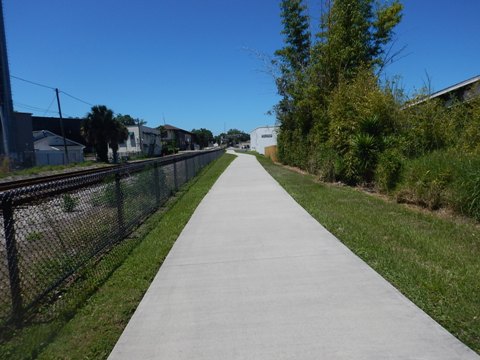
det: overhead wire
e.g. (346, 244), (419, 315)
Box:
(43, 94), (57, 116)
(13, 101), (73, 117)
(14, 101), (55, 113)
(10, 74), (95, 110)
(60, 91), (94, 107)
(10, 75), (55, 90)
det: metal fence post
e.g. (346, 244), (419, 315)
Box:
(115, 173), (125, 237)
(153, 162), (161, 205)
(2, 198), (23, 323)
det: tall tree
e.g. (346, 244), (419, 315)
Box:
(315, 0), (403, 90)
(273, 0), (313, 165)
(272, 0), (403, 170)
(116, 114), (146, 126)
(226, 129), (250, 143)
(191, 128), (214, 149)
(83, 105), (128, 163)
(274, 0), (311, 100)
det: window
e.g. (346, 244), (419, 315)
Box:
(261, 134), (273, 138)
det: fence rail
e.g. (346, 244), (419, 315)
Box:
(0, 149), (224, 327)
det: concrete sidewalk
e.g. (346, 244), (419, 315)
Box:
(109, 152), (479, 359)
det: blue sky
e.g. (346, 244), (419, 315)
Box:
(3, 0), (479, 135)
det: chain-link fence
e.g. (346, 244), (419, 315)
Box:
(0, 149), (224, 328)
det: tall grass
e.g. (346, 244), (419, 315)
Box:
(397, 150), (480, 220)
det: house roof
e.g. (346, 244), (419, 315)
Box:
(406, 75), (480, 108)
(427, 75), (480, 100)
(163, 124), (192, 134)
(33, 130), (85, 148)
(125, 125), (161, 135)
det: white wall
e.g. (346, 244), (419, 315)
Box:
(113, 125), (162, 158)
(35, 150), (84, 166)
(250, 126), (279, 155)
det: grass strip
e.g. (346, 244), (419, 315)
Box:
(2, 153), (235, 360)
(254, 154), (480, 354)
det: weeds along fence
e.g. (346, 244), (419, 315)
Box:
(0, 149), (224, 327)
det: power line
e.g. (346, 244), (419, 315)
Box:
(13, 101), (73, 117)
(43, 94), (57, 116)
(11, 74), (94, 107)
(14, 101), (56, 113)
(10, 75), (55, 90)
(60, 90), (93, 107)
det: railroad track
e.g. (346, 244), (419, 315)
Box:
(0, 158), (156, 193)
(0, 149), (222, 193)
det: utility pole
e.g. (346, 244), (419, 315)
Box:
(55, 88), (69, 164)
(0, 0), (14, 158)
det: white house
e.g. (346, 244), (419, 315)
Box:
(111, 125), (162, 159)
(250, 125), (279, 155)
(33, 130), (85, 165)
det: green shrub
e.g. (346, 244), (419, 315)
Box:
(277, 127), (309, 169)
(328, 70), (399, 156)
(26, 231), (44, 242)
(396, 150), (480, 218)
(396, 151), (453, 209)
(456, 97), (480, 155)
(400, 98), (452, 157)
(327, 70), (399, 185)
(349, 132), (379, 184)
(308, 145), (342, 182)
(451, 157), (480, 220)
(375, 149), (404, 192)
(62, 194), (78, 212)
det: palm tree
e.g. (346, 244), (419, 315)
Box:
(83, 105), (127, 163)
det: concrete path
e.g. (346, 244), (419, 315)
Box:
(109, 152), (479, 360)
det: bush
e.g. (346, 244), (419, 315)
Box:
(349, 132), (379, 184)
(396, 150), (480, 218)
(375, 149), (404, 192)
(327, 70), (399, 184)
(308, 145), (343, 182)
(277, 127), (309, 169)
(456, 97), (480, 154)
(26, 231), (44, 242)
(451, 156), (480, 220)
(396, 151), (453, 209)
(62, 194), (78, 212)
(328, 70), (399, 156)
(400, 98), (452, 157)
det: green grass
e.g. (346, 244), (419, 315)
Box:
(0, 153), (235, 360)
(254, 154), (480, 354)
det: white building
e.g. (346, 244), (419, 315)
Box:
(111, 125), (162, 159)
(250, 125), (279, 155)
(33, 130), (85, 165)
